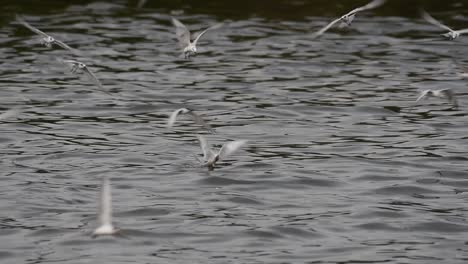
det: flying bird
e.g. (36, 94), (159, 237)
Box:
(416, 89), (458, 108)
(313, 0), (386, 38)
(93, 176), (118, 236)
(63, 60), (110, 94)
(171, 17), (223, 58)
(167, 108), (214, 132)
(196, 135), (247, 170)
(16, 15), (75, 52)
(420, 10), (468, 40)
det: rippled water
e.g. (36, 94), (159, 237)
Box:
(1, 0), (468, 263)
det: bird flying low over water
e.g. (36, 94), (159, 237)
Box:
(416, 89), (458, 108)
(167, 108), (214, 132)
(313, 0), (386, 38)
(93, 176), (118, 236)
(16, 15), (75, 52)
(197, 135), (247, 170)
(420, 10), (468, 40)
(171, 17), (223, 59)
(63, 60), (110, 94)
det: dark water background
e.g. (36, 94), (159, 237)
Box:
(1, 0), (468, 263)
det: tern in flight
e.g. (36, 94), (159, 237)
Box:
(171, 17), (223, 58)
(167, 108), (214, 132)
(63, 60), (110, 94)
(16, 15), (75, 52)
(313, 0), (386, 38)
(420, 10), (468, 40)
(416, 89), (458, 108)
(93, 176), (118, 236)
(197, 135), (247, 170)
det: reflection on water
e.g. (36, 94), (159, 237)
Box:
(1, 0), (468, 263)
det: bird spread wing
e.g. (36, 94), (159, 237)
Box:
(188, 111), (214, 132)
(16, 15), (50, 38)
(349, 0), (386, 15)
(218, 140), (247, 161)
(53, 39), (74, 51)
(456, 28), (468, 34)
(171, 17), (191, 49)
(197, 135), (215, 161)
(167, 108), (188, 127)
(416, 90), (430, 102)
(98, 176), (112, 226)
(440, 89), (458, 107)
(82, 65), (104, 90)
(420, 10), (454, 32)
(313, 17), (342, 38)
(192, 23), (223, 47)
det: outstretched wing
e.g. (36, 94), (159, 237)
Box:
(16, 15), (50, 38)
(167, 108), (187, 128)
(171, 17), (191, 49)
(313, 17), (342, 38)
(82, 65), (104, 89)
(188, 111), (214, 132)
(192, 23), (223, 47)
(440, 89), (458, 108)
(416, 90), (430, 102)
(98, 176), (112, 226)
(54, 39), (74, 52)
(196, 135), (215, 161)
(456, 28), (468, 35)
(348, 0), (386, 15)
(218, 140), (247, 161)
(420, 10), (454, 32)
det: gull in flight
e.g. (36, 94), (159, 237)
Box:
(420, 10), (468, 40)
(416, 89), (458, 108)
(16, 15), (75, 52)
(93, 176), (118, 236)
(197, 135), (247, 170)
(171, 17), (223, 58)
(313, 0), (386, 38)
(167, 108), (214, 132)
(63, 60), (110, 94)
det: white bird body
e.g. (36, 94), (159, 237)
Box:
(93, 176), (118, 236)
(197, 135), (247, 169)
(416, 89), (458, 108)
(313, 0), (386, 38)
(421, 10), (468, 40)
(171, 17), (222, 58)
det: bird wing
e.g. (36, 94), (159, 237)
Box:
(348, 0), (386, 14)
(456, 28), (468, 34)
(420, 10), (454, 32)
(98, 176), (112, 226)
(416, 90), (430, 102)
(171, 17), (191, 49)
(440, 89), (458, 108)
(218, 140), (247, 161)
(53, 39), (74, 52)
(82, 65), (104, 89)
(16, 15), (50, 38)
(167, 108), (186, 128)
(192, 23), (223, 47)
(197, 135), (215, 161)
(313, 17), (342, 38)
(188, 111), (214, 132)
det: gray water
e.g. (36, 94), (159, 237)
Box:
(1, 0), (468, 263)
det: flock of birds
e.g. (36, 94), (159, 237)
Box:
(5, 0), (467, 236)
